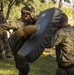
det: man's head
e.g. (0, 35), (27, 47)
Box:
(59, 13), (68, 29)
(21, 7), (33, 21)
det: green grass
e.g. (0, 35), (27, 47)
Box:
(0, 56), (56, 75)
(0, 58), (18, 75)
(29, 56), (56, 75)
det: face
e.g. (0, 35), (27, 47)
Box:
(21, 10), (31, 21)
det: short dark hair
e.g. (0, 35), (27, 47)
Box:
(60, 13), (68, 23)
(21, 6), (32, 14)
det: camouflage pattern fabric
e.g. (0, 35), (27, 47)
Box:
(0, 17), (12, 57)
(2, 32), (11, 56)
(8, 18), (37, 55)
(0, 26), (11, 56)
(55, 67), (74, 75)
(7, 19), (29, 55)
(0, 18), (25, 57)
(0, 19), (24, 31)
(49, 25), (74, 63)
(8, 19), (24, 29)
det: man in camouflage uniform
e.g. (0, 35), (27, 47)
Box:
(0, 10), (12, 59)
(14, 7), (37, 75)
(47, 13), (74, 75)
(7, 7), (37, 75)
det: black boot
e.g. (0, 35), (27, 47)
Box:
(19, 72), (28, 75)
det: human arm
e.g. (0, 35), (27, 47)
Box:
(0, 19), (24, 31)
(46, 29), (65, 48)
(0, 24), (17, 31)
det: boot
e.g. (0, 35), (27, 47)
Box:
(15, 25), (38, 38)
(19, 72), (28, 75)
(23, 25), (38, 35)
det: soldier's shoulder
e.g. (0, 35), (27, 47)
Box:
(7, 18), (24, 28)
(13, 18), (23, 23)
(59, 26), (71, 32)
(57, 28), (65, 33)
(11, 18), (24, 25)
(55, 28), (66, 36)
(59, 25), (74, 34)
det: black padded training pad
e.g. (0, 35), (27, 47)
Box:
(17, 7), (62, 62)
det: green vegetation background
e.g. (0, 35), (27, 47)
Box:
(0, 56), (56, 75)
(3, 0), (74, 20)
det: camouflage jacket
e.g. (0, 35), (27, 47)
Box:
(0, 19), (24, 37)
(0, 17), (7, 36)
(49, 25), (74, 63)
(4, 19), (24, 30)
(0, 18), (36, 30)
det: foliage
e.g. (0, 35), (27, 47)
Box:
(61, 7), (74, 20)
(40, 0), (46, 3)
(0, 58), (18, 75)
(0, 0), (74, 20)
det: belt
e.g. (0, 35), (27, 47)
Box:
(58, 62), (74, 69)
(60, 62), (72, 66)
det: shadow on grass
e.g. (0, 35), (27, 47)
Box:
(29, 55), (56, 75)
(0, 55), (56, 75)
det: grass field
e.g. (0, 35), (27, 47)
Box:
(0, 56), (56, 75)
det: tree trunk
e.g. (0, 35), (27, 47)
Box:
(1, 2), (3, 11)
(6, 1), (14, 19)
(6, 4), (12, 19)
(58, 0), (62, 9)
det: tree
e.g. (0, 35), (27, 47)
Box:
(6, 0), (15, 19)
(58, 0), (72, 8)
(0, 0), (3, 11)
(0, 2), (3, 11)
(4, 0), (35, 19)
(0, 0), (24, 19)
(58, 0), (62, 8)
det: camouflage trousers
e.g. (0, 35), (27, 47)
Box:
(55, 67), (74, 75)
(0, 32), (11, 57)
